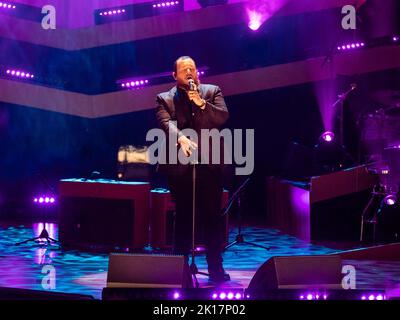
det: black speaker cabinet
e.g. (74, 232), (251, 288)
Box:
(105, 253), (193, 291)
(247, 255), (342, 297)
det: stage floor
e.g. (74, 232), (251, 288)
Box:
(1, 221), (399, 300)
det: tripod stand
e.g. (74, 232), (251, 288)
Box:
(15, 225), (59, 246)
(224, 177), (270, 251)
(15, 174), (60, 246)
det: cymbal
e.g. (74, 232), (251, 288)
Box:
(371, 89), (400, 107)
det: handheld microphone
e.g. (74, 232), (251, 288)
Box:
(188, 79), (195, 91)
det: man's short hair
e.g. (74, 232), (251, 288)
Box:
(173, 56), (194, 73)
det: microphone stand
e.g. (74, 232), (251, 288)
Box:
(186, 85), (209, 287)
(223, 178), (270, 251)
(188, 160), (210, 288)
(332, 84), (357, 147)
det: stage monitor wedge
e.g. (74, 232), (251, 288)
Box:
(247, 255), (343, 297)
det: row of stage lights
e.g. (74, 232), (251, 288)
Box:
(97, 1), (182, 22)
(99, 9), (126, 16)
(0, 2), (16, 9)
(2, 66), (206, 90)
(3, 34), (397, 88)
(337, 42), (365, 50)
(337, 36), (398, 52)
(119, 70), (205, 90)
(152, 1), (180, 8)
(141, 289), (387, 300)
(33, 196), (56, 204)
(6, 69), (34, 79)
(99, 1), (180, 16)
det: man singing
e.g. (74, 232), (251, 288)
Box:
(155, 56), (230, 282)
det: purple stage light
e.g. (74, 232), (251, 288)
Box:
(393, 36), (399, 42)
(298, 291), (329, 300)
(34, 195), (56, 205)
(173, 292), (180, 299)
(248, 20), (261, 31)
(320, 131), (335, 143)
(212, 290), (245, 300)
(120, 79), (149, 90)
(337, 42), (365, 51)
(360, 293), (385, 300)
(153, 1), (179, 9)
(0, 2), (16, 10)
(383, 195), (397, 206)
(99, 8), (126, 17)
(6, 68), (35, 80)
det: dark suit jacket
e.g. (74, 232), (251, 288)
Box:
(155, 84), (229, 176)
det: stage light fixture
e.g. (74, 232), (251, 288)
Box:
(197, 0), (228, 8)
(153, 1), (180, 8)
(5, 68), (34, 79)
(99, 8), (126, 16)
(320, 131), (335, 143)
(337, 42), (365, 51)
(33, 195), (56, 205)
(383, 194), (397, 206)
(0, 2), (16, 10)
(120, 79), (149, 89)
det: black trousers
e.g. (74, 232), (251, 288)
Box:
(168, 165), (224, 268)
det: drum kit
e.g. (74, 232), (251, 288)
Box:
(359, 89), (400, 243)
